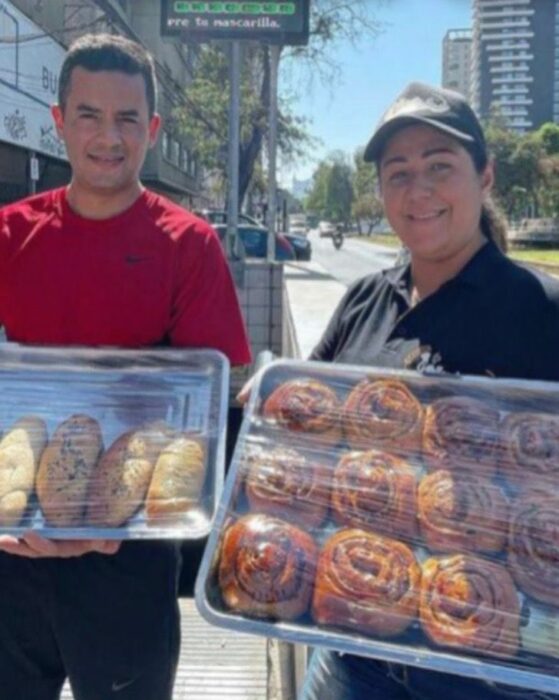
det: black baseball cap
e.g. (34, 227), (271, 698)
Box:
(363, 82), (487, 164)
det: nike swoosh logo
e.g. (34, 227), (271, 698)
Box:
(125, 255), (152, 264)
(111, 677), (137, 692)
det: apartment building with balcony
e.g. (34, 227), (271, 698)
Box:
(471, 0), (559, 133)
(442, 28), (472, 100)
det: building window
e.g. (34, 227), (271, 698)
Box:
(161, 131), (171, 160)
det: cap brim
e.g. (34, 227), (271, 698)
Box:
(363, 115), (475, 163)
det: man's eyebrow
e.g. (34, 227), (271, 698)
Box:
(75, 105), (140, 117)
(76, 103), (101, 113)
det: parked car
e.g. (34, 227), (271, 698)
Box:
(318, 220), (336, 238)
(195, 209), (261, 227)
(212, 223), (295, 262)
(283, 231), (312, 261)
(289, 223), (308, 237)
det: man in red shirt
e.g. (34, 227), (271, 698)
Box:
(0, 33), (251, 700)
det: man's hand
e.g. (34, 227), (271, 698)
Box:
(0, 531), (121, 558)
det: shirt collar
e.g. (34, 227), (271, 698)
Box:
(384, 241), (503, 294)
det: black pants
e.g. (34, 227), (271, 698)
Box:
(0, 540), (181, 700)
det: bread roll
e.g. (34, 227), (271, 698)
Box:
(219, 513), (318, 620)
(0, 417), (47, 526)
(146, 434), (207, 521)
(342, 379), (424, 454)
(262, 378), (342, 446)
(37, 415), (103, 527)
(86, 425), (168, 527)
(420, 554), (520, 658)
(312, 528), (421, 637)
(423, 396), (500, 478)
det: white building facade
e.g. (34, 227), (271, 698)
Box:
(442, 28), (472, 100)
(471, 0), (559, 132)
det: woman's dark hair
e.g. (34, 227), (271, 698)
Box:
(465, 143), (508, 253)
(58, 33), (157, 117)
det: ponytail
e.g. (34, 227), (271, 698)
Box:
(480, 197), (508, 253)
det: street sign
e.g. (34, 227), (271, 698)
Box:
(161, 1), (310, 45)
(29, 154), (39, 181)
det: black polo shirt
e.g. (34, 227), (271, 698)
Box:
(310, 242), (559, 382)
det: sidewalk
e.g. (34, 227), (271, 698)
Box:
(282, 261), (346, 359)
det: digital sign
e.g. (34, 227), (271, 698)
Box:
(161, 1), (310, 45)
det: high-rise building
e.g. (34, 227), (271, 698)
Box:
(471, 0), (559, 132)
(442, 28), (472, 100)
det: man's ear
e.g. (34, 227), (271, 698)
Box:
(148, 113), (162, 148)
(51, 105), (64, 138)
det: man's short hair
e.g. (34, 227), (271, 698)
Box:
(58, 33), (157, 116)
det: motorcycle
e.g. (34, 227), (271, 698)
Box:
(332, 227), (344, 250)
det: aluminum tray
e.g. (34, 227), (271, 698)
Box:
(195, 359), (559, 693)
(0, 343), (229, 539)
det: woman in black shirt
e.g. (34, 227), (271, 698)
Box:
(300, 82), (559, 700)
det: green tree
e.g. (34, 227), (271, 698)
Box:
(305, 152), (354, 224)
(351, 148), (383, 234)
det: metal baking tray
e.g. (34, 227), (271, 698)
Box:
(0, 343), (229, 539)
(196, 358), (559, 693)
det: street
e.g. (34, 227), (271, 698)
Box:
(307, 229), (402, 287)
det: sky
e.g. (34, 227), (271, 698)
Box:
(278, 0), (472, 186)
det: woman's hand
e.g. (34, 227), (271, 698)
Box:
(0, 531), (121, 558)
(236, 367), (267, 406)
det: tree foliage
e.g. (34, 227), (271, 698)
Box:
(174, 1), (382, 206)
(484, 119), (559, 219)
(305, 151), (353, 225)
(351, 148), (383, 233)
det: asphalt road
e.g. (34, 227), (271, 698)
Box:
(307, 229), (401, 287)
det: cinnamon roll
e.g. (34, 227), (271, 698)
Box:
(262, 378), (342, 446)
(420, 554), (520, 658)
(418, 470), (509, 553)
(342, 379), (424, 454)
(423, 396), (500, 478)
(245, 446), (330, 529)
(500, 412), (559, 492)
(508, 495), (559, 607)
(218, 513), (317, 620)
(331, 449), (418, 540)
(312, 528), (421, 637)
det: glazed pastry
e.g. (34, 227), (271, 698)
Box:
(86, 424), (169, 527)
(244, 446), (330, 528)
(423, 396), (500, 478)
(262, 378), (342, 446)
(146, 435), (207, 521)
(312, 528), (421, 637)
(420, 554), (520, 658)
(0, 417), (47, 527)
(331, 449), (418, 540)
(218, 513), (317, 620)
(500, 412), (559, 492)
(508, 495), (559, 607)
(37, 414), (103, 527)
(342, 378), (424, 453)
(418, 470), (509, 553)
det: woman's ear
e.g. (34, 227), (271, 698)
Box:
(481, 159), (495, 195)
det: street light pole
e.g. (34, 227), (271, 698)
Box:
(226, 41), (241, 259)
(266, 44), (281, 261)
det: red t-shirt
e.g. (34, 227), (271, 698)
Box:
(0, 188), (251, 366)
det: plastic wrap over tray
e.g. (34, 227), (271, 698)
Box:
(0, 343), (229, 539)
(196, 359), (559, 693)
